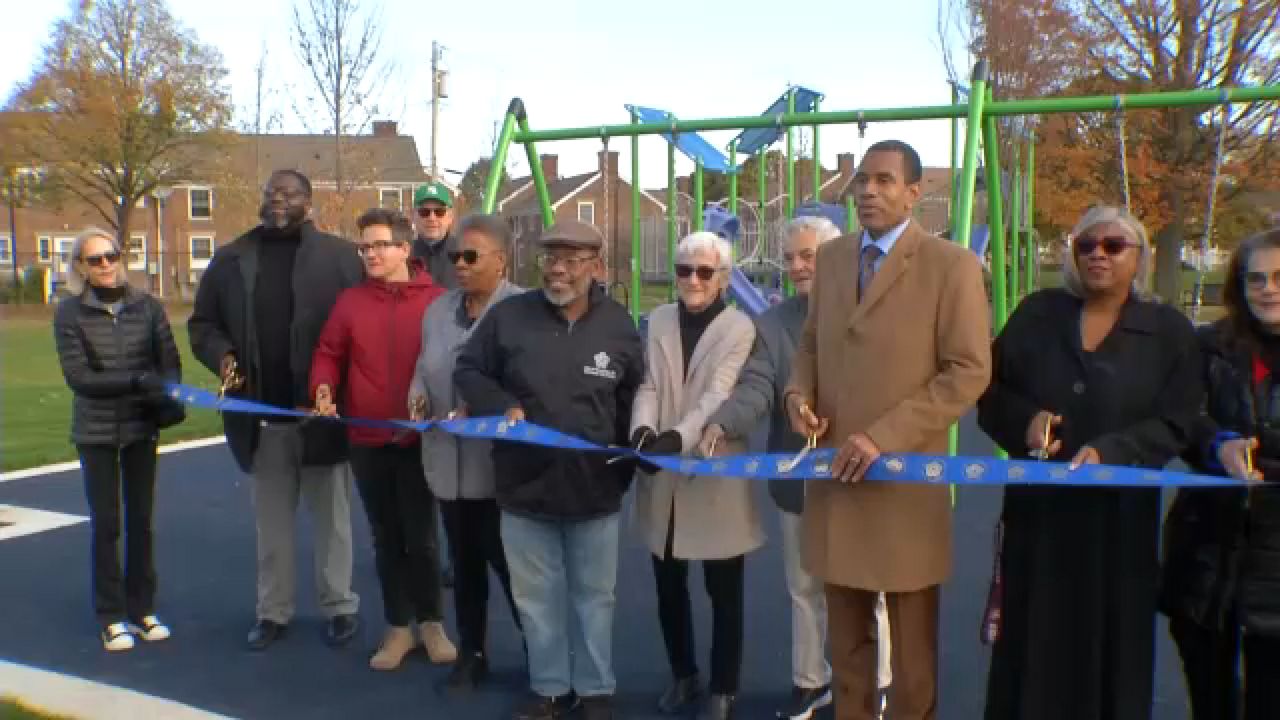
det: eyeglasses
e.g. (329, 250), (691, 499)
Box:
(675, 264), (720, 281)
(536, 252), (597, 271)
(83, 252), (121, 267)
(417, 206), (449, 218)
(448, 249), (493, 265)
(1245, 270), (1280, 292)
(1073, 235), (1135, 256)
(354, 240), (406, 255)
(263, 187), (307, 201)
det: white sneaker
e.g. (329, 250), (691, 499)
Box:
(129, 615), (171, 642)
(102, 622), (136, 652)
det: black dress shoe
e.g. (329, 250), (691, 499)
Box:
(698, 693), (736, 720)
(581, 694), (614, 720)
(776, 684), (832, 719)
(658, 674), (703, 714)
(511, 691), (579, 720)
(325, 613), (360, 647)
(443, 652), (489, 692)
(246, 619), (286, 651)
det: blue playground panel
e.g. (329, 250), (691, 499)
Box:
(732, 87), (824, 157)
(624, 105), (734, 173)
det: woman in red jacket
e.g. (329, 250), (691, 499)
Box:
(310, 208), (456, 671)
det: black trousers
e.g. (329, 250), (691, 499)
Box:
(439, 497), (521, 655)
(1170, 615), (1280, 720)
(78, 439), (158, 625)
(349, 445), (443, 626)
(652, 524), (745, 694)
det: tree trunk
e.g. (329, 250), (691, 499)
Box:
(1153, 192), (1186, 304)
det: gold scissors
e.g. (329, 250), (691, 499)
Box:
(216, 360), (243, 405)
(1031, 418), (1052, 461)
(779, 433), (819, 473)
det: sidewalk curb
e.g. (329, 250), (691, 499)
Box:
(0, 437), (225, 484)
(0, 660), (235, 720)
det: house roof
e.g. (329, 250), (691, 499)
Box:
(501, 171), (665, 215)
(231, 133), (431, 186)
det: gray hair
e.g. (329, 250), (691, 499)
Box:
(66, 226), (126, 296)
(782, 216), (841, 245)
(1062, 205), (1152, 298)
(456, 213), (513, 255)
(676, 231), (734, 269)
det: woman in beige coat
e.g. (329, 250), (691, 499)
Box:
(630, 231), (760, 720)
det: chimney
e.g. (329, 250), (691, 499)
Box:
(838, 152), (856, 177)
(372, 120), (398, 138)
(597, 150), (619, 178)
(539, 154), (559, 181)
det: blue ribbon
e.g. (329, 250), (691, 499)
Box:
(167, 383), (1243, 488)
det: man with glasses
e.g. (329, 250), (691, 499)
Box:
(455, 219), (643, 720)
(189, 169), (364, 651)
(411, 181), (459, 289)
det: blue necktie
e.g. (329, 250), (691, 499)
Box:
(858, 244), (883, 303)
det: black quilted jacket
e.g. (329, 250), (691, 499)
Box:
(53, 286), (182, 446)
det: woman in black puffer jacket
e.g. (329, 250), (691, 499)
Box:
(53, 227), (183, 653)
(1162, 227), (1280, 720)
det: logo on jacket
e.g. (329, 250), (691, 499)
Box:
(583, 351), (617, 380)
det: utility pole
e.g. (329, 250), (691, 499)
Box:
(430, 41), (445, 181)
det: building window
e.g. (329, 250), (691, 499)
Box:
(190, 235), (215, 269)
(379, 188), (402, 210)
(37, 236), (51, 263)
(577, 201), (595, 225)
(127, 234), (146, 271)
(0, 234), (12, 265)
(188, 188), (213, 219)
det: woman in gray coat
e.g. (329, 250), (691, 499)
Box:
(630, 231), (761, 720)
(411, 213), (523, 690)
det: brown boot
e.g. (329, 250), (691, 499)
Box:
(418, 621), (458, 664)
(369, 626), (417, 671)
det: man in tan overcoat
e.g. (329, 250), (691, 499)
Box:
(784, 140), (992, 720)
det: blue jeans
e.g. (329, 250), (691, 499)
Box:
(501, 510), (620, 698)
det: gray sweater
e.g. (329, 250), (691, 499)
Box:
(707, 294), (809, 514)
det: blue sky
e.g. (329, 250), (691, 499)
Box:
(1, 0), (968, 188)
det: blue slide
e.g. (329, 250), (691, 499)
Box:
(703, 205), (771, 316)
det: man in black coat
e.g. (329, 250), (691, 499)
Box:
(189, 169), (364, 651)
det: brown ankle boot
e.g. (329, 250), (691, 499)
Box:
(369, 626), (417, 671)
(418, 621), (458, 664)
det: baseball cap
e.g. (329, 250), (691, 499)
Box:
(538, 219), (603, 250)
(413, 182), (453, 208)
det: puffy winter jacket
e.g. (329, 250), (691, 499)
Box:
(310, 260), (444, 447)
(53, 286), (182, 446)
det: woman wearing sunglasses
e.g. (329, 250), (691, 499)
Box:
(1161, 227), (1280, 720)
(53, 227), (183, 652)
(309, 208), (456, 671)
(410, 213), (524, 690)
(630, 231), (760, 720)
(976, 206), (1204, 720)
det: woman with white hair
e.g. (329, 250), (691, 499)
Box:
(53, 227), (183, 652)
(976, 206), (1204, 719)
(631, 231), (759, 720)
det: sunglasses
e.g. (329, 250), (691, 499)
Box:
(448, 249), (492, 265)
(83, 252), (121, 267)
(1073, 235), (1135, 256)
(1245, 270), (1280, 292)
(417, 206), (449, 218)
(354, 240), (405, 255)
(675, 264), (719, 281)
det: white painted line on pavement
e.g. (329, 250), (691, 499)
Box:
(0, 659), (235, 720)
(0, 436), (225, 484)
(0, 505), (88, 542)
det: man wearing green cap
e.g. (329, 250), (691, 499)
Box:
(412, 181), (459, 289)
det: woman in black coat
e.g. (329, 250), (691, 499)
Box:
(1161, 227), (1280, 720)
(53, 228), (183, 652)
(976, 206), (1204, 720)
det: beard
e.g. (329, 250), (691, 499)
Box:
(259, 203), (306, 230)
(542, 286), (580, 307)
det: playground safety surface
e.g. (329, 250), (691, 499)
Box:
(0, 415), (1194, 719)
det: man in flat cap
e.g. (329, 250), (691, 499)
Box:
(455, 220), (643, 720)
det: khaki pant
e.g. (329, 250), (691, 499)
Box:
(828, 584), (936, 720)
(250, 422), (359, 624)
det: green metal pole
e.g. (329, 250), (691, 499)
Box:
(983, 88), (1009, 332)
(667, 137), (677, 303)
(845, 194), (856, 232)
(786, 90), (796, 218)
(728, 141), (738, 215)
(693, 160), (704, 232)
(812, 97), (822, 203)
(1010, 165), (1022, 304)
(630, 110), (642, 322)
(1027, 135), (1036, 291)
(481, 101), (520, 213)
(516, 113), (553, 226)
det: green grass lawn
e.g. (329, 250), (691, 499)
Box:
(0, 310), (224, 472)
(0, 697), (77, 720)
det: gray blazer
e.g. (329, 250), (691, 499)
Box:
(412, 282), (524, 500)
(707, 295), (808, 514)
(630, 302), (763, 560)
